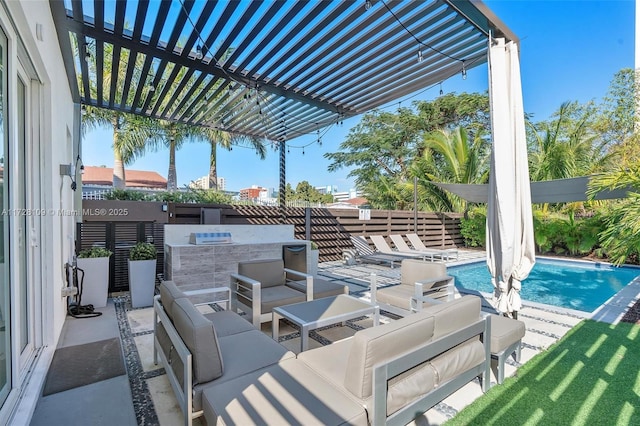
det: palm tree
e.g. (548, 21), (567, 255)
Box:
(527, 101), (611, 182)
(126, 120), (267, 191)
(412, 127), (490, 213)
(81, 108), (149, 188)
(79, 37), (149, 188)
(204, 130), (266, 190)
(588, 165), (640, 265)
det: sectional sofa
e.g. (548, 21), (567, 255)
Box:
(154, 280), (491, 426)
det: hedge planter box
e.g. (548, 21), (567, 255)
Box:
(76, 257), (110, 308)
(128, 259), (157, 308)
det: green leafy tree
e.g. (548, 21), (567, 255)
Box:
(414, 92), (490, 138)
(594, 68), (640, 153)
(527, 101), (610, 182)
(588, 167), (640, 265)
(325, 93), (491, 210)
(411, 127), (490, 213)
(291, 181), (334, 204)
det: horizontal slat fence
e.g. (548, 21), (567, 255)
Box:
(168, 204), (462, 262)
(79, 201), (463, 291)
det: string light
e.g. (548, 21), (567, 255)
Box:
(196, 44), (203, 60)
(461, 61), (467, 80)
(417, 47), (423, 63)
(365, 0), (372, 10)
(84, 43), (91, 61)
(439, 82), (443, 96)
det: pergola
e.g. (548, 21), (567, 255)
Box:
(50, 0), (517, 208)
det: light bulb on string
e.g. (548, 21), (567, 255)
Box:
(365, 0), (372, 11)
(417, 48), (423, 63)
(439, 82), (444, 96)
(196, 44), (203, 60)
(461, 61), (467, 80)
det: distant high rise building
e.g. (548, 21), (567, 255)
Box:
(315, 185), (338, 195)
(189, 175), (226, 190)
(239, 185), (267, 200)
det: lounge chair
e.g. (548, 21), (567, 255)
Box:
(390, 234), (450, 262)
(369, 235), (432, 261)
(406, 233), (459, 261)
(370, 258), (455, 316)
(342, 235), (408, 268)
(231, 259), (313, 328)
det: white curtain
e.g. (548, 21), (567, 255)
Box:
(486, 37), (536, 316)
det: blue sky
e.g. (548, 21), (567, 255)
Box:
(81, 0), (635, 193)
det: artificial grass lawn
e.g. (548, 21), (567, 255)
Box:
(446, 320), (640, 426)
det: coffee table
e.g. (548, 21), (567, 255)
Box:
(272, 294), (379, 352)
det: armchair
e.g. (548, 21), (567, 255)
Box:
(231, 258), (313, 328)
(370, 259), (455, 317)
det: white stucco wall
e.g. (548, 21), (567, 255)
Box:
(1, 2), (76, 423)
(8, 0), (77, 349)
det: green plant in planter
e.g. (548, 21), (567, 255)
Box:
(310, 241), (318, 250)
(77, 247), (113, 258)
(129, 242), (157, 261)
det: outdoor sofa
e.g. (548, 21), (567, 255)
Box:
(154, 280), (492, 426)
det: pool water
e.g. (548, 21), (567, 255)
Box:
(448, 258), (640, 312)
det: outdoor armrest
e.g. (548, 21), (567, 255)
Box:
(413, 275), (454, 310)
(230, 273), (261, 303)
(153, 296), (196, 423)
(283, 268), (313, 301)
(230, 272), (262, 327)
(184, 287), (231, 310)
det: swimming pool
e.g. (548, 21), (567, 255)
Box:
(448, 258), (640, 312)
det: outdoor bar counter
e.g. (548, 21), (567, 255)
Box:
(164, 224), (311, 291)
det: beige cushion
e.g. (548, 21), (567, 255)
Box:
(343, 310), (435, 399)
(204, 310), (255, 337)
(173, 298), (223, 384)
(423, 295), (481, 340)
(237, 285), (307, 314)
(160, 280), (186, 321)
(376, 285), (417, 311)
(192, 330), (295, 411)
(489, 315), (526, 354)
(400, 259), (447, 287)
(287, 278), (347, 299)
(202, 358), (368, 426)
(429, 339), (486, 386)
(299, 337), (436, 416)
(238, 258), (285, 288)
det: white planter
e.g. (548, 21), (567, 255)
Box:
(128, 259), (157, 308)
(76, 257), (110, 308)
(308, 250), (319, 277)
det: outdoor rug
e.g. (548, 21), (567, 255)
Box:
(42, 337), (126, 396)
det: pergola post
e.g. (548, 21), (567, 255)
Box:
(279, 140), (286, 224)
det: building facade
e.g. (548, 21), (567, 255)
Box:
(0, 2), (78, 423)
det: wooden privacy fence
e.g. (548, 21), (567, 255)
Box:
(78, 200), (463, 290)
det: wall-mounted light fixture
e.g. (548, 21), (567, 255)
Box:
(60, 155), (83, 191)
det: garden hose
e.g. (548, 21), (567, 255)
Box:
(66, 264), (102, 318)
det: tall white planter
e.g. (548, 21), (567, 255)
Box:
(128, 259), (157, 308)
(76, 257), (110, 308)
